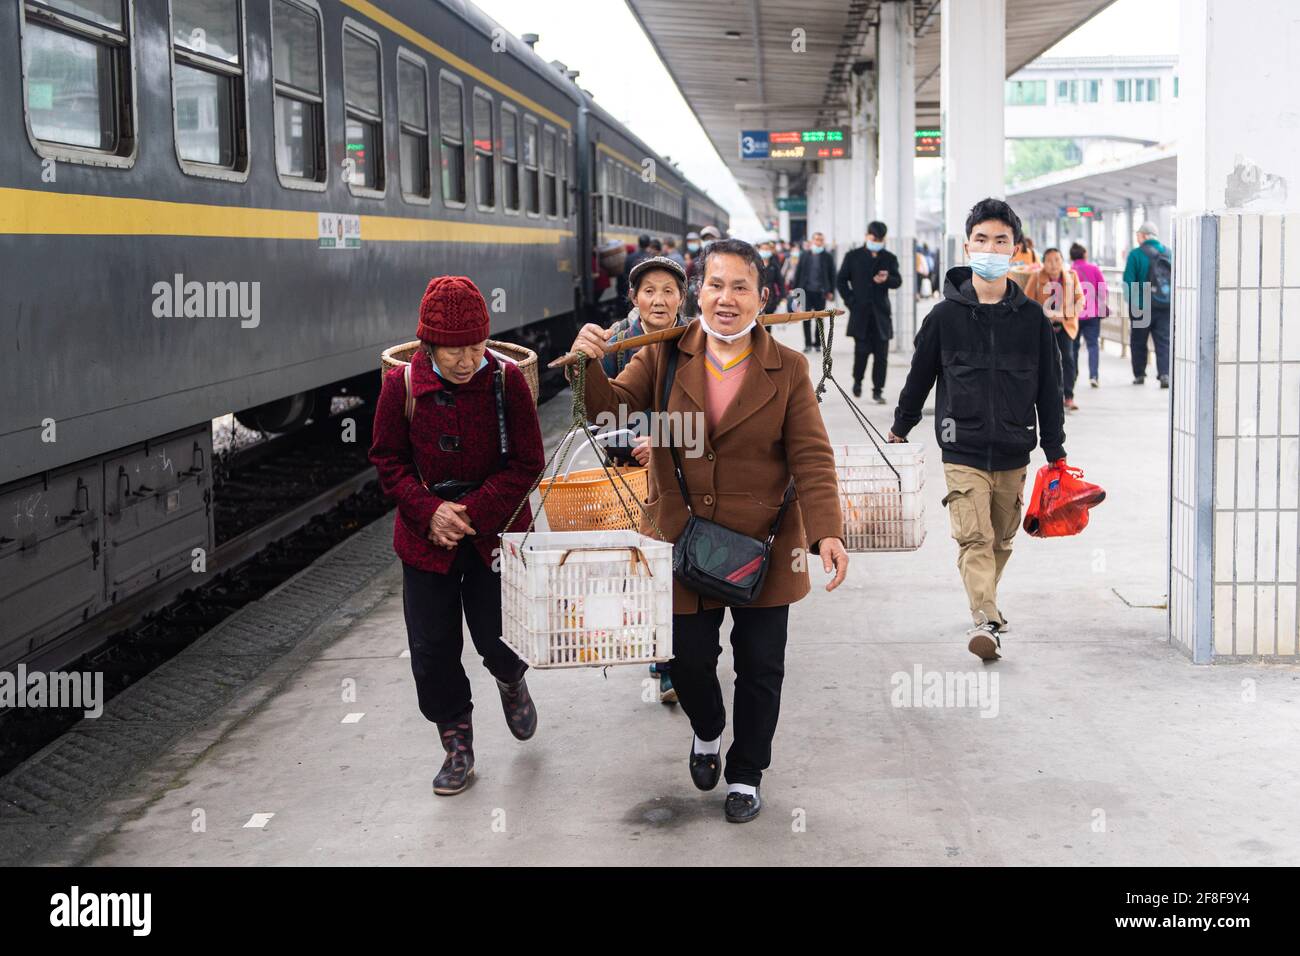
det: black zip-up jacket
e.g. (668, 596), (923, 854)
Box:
(892, 266), (1067, 471)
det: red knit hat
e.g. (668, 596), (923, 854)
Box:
(417, 276), (491, 346)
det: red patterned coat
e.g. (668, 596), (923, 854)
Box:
(368, 347), (544, 572)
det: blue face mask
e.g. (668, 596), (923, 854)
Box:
(969, 251), (1012, 280)
(432, 354), (488, 381)
(687, 242), (700, 253)
(866, 240), (884, 252)
(759, 250), (772, 260)
(811, 244), (824, 254)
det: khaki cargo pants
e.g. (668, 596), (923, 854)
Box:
(941, 463), (1029, 627)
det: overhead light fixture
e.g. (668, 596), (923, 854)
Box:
(735, 77), (749, 83)
(724, 30), (742, 39)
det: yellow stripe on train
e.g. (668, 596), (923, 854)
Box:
(0, 188), (570, 244)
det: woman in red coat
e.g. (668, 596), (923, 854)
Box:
(369, 276), (545, 796)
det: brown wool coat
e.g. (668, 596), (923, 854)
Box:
(1024, 268), (1085, 339)
(580, 321), (845, 614)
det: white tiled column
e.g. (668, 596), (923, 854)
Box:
(1171, 0), (1300, 661)
(877, 0), (916, 350)
(939, 0), (1005, 270)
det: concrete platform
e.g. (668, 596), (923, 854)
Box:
(18, 318), (1300, 866)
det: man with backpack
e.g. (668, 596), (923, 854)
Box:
(1122, 222), (1172, 388)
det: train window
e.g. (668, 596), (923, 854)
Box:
(397, 54), (431, 202)
(168, 0), (248, 177)
(559, 133), (569, 219)
(541, 126), (557, 218)
(522, 116), (539, 217)
(437, 72), (465, 205)
(271, 0), (325, 186)
(614, 164), (623, 225)
(500, 103), (519, 213)
(342, 24), (384, 194)
(20, 0), (136, 163)
(472, 90), (494, 210)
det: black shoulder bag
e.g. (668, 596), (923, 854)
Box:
(661, 342), (795, 605)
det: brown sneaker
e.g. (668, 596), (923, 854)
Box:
(433, 714), (475, 795)
(966, 622), (1002, 661)
(496, 674), (538, 741)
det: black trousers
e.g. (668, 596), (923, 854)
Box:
(802, 291), (826, 347)
(852, 333), (889, 394)
(402, 544), (526, 725)
(1054, 325), (1077, 400)
(670, 604), (790, 787)
(1131, 303), (1171, 379)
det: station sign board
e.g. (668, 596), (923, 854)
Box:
(740, 127), (850, 161)
(1060, 205), (1097, 219)
(915, 128), (941, 157)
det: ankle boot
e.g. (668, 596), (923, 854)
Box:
(433, 712), (474, 795)
(495, 673), (538, 741)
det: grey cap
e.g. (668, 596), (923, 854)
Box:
(685, 231), (701, 241)
(628, 255), (687, 289)
(700, 225), (721, 239)
(1138, 221), (1159, 237)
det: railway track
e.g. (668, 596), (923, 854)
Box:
(0, 411), (390, 778)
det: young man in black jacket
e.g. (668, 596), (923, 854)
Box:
(836, 220), (902, 403)
(888, 199), (1067, 661)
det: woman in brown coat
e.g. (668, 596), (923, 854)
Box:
(568, 238), (848, 823)
(1024, 247), (1087, 410)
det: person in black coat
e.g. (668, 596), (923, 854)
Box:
(757, 239), (785, 314)
(791, 231), (836, 350)
(836, 221), (902, 403)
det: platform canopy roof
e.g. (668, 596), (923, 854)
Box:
(625, 0), (1117, 222)
(1007, 142), (1178, 217)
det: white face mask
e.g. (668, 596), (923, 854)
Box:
(432, 353), (488, 380)
(698, 314), (757, 343)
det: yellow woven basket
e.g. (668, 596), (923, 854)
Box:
(537, 428), (648, 532)
(538, 466), (648, 532)
(380, 339), (540, 405)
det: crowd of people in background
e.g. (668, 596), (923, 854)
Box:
(588, 214), (1171, 420)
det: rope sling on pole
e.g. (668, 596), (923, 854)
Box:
(503, 353), (668, 564)
(811, 312), (905, 494)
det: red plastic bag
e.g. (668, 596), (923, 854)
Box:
(1022, 459), (1106, 538)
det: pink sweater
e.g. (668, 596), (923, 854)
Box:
(703, 345), (753, 431)
(1071, 259), (1108, 319)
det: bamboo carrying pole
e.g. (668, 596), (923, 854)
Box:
(546, 309), (844, 368)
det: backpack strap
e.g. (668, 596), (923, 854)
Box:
(404, 354), (509, 469)
(403, 361), (415, 421)
(493, 365), (509, 470)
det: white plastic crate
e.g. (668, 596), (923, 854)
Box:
(833, 442), (927, 552)
(499, 530), (673, 668)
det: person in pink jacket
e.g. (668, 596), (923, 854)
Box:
(1069, 243), (1109, 389)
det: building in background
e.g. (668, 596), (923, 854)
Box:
(1003, 54), (1179, 265)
